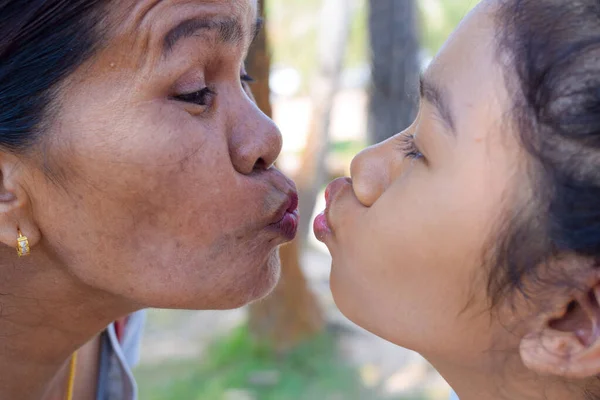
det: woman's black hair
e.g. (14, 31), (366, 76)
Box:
(0, 0), (107, 151)
(489, 0), (600, 305)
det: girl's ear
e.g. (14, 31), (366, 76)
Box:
(521, 282), (600, 379)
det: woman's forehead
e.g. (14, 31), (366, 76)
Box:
(90, 0), (258, 73)
(112, 0), (258, 39)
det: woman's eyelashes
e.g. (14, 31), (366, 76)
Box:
(174, 75), (255, 107)
(174, 87), (215, 107)
(398, 133), (424, 160)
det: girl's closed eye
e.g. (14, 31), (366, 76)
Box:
(240, 73), (254, 83)
(398, 133), (423, 160)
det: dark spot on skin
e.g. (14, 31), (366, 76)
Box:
(207, 234), (231, 262)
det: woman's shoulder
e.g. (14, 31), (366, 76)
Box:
(97, 310), (147, 400)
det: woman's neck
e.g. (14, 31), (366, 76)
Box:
(0, 251), (136, 399)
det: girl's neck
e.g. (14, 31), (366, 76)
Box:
(432, 357), (585, 400)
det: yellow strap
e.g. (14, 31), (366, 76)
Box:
(65, 351), (77, 400)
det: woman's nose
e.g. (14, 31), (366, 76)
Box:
(229, 99), (283, 175)
(350, 135), (400, 207)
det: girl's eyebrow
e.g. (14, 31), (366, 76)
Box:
(420, 74), (456, 135)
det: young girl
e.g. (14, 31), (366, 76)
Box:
(315, 0), (600, 399)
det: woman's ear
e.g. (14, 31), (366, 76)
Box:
(520, 280), (600, 379)
(0, 153), (40, 252)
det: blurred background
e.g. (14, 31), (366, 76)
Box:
(135, 1), (479, 399)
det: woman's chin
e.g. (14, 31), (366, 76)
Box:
(231, 252), (282, 308)
(204, 253), (281, 310)
(139, 249), (282, 311)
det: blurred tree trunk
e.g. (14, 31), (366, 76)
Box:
(368, 0), (420, 144)
(246, 0), (324, 351)
(296, 0), (354, 246)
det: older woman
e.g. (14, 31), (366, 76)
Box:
(0, 0), (298, 399)
(316, 0), (600, 399)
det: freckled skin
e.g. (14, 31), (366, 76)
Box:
(0, 1), (297, 398)
(31, 0), (293, 309)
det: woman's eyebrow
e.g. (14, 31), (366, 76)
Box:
(163, 16), (259, 56)
(419, 74), (456, 135)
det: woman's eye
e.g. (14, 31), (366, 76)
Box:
(174, 87), (215, 106)
(398, 133), (423, 160)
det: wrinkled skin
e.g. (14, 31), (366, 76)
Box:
(0, 1), (298, 398)
(35, 0), (295, 310)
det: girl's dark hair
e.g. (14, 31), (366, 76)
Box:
(489, 0), (600, 306)
(0, 0), (107, 151)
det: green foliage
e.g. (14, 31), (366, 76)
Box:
(264, 0), (480, 92)
(345, 1), (368, 68)
(265, 0), (367, 94)
(265, 0), (320, 93)
(418, 0), (480, 57)
(135, 326), (422, 400)
(331, 140), (366, 158)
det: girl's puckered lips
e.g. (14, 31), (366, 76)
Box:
(314, 177), (352, 242)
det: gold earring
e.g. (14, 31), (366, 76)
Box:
(17, 229), (30, 257)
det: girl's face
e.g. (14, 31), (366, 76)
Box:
(319, 0), (600, 395)
(316, 0), (520, 370)
(19, 0), (298, 310)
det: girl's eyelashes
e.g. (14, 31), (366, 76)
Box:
(398, 133), (424, 160)
(240, 74), (254, 83)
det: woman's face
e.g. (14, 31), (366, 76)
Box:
(316, 1), (521, 365)
(23, 0), (298, 309)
